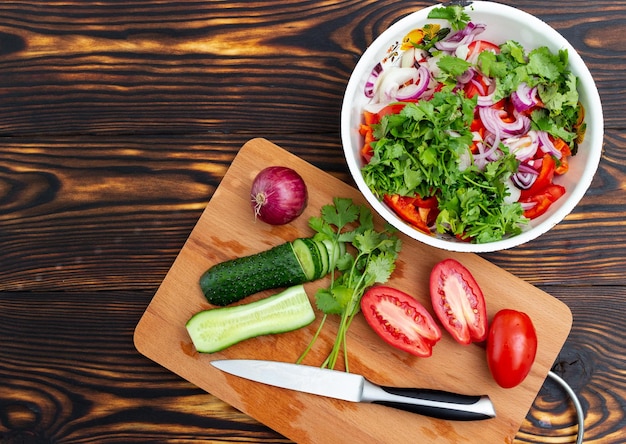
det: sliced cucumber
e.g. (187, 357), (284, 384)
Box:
(186, 285), (315, 353)
(199, 237), (346, 306)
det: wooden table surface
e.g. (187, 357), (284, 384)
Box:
(0, 1), (624, 443)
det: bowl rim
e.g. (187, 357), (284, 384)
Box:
(340, 0), (604, 253)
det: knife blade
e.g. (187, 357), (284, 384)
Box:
(211, 359), (495, 421)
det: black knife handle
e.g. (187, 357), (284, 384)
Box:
(363, 383), (496, 421)
(381, 387), (482, 404)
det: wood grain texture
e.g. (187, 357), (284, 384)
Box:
(0, 291), (289, 443)
(1, 130), (624, 290)
(0, 0), (623, 136)
(1, 0), (625, 442)
(1, 286), (623, 443)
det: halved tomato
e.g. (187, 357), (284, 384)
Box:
(361, 286), (442, 357)
(429, 259), (488, 345)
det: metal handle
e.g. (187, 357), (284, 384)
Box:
(546, 371), (585, 444)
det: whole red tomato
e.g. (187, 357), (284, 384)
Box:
(487, 309), (538, 388)
(361, 286), (442, 357)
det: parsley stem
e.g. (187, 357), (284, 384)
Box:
(463, 174), (496, 190)
(296, 314), (327, 365)
(297, 198), (401, 371)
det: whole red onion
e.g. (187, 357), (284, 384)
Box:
(250, 166), (308, 225)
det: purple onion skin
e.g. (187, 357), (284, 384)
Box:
(250, 166), (308, 225)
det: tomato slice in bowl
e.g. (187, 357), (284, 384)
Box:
(429, 259), (488, 345)
(465, 39), (501, 64)
(361, 286), (442, 357)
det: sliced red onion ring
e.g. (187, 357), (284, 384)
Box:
(374, 66), (420, 102)
(469, 75), (488, 95)
(476, 92), (495, 107)
(477, 77), (495, 106)
(401, 48), (417, 68)
(400, 47), (429, 69)
(511, 82), (539, 112)
(504, 178), (522, 204)
(435, 22), (486, 52)
(518, 162), (539, 175)
(364, 62), (383, 98)
(395, 66), (431, 100)
(503, 130), (539, 161)
(457, 66), (476, 85)
(512, 170), (537, 190)
(457, 70), (495, 105)
(513, 163), (539, 189)
(472, 136), (501, 170)
(474, 143), (498, 160)
(479, 106), (531, 138)
(538, 130), (563, 159)
(484, 121), (502, 156)
(530, 157), (543, 171)
(520, 201), (537, 210)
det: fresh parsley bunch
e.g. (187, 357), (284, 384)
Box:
(297, 197), (401, 371)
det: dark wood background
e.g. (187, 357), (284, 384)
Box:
(1, 0), (624, 442)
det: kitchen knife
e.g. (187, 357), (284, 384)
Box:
(211, 359), (495, 421)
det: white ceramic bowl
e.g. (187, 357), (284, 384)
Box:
(341, 1), (603, 253)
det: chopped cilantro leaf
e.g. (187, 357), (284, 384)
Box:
(362, 88), (528, 242)
(438, 55), (472, 77)
(482, 40), (581, 141)
(427, 5), (471, 31)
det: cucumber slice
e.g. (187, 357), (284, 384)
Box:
(322, 239), (345, 269)
(186, 285), (315, 353)
(292, 238), (322, 280)
(312, 239), (329, 277)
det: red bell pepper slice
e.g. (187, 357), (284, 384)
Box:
(522, 184), (565, 219)
(383, 194), (433, 234)
(359, 124), (375, 162)
(360, 103), (408, 163)
(552, 137), (572, 175)
(520, 154), (556, 200)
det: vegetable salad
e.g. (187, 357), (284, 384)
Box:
(358, 5), (586, 243)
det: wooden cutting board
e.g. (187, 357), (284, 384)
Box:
(134, 138), (572, 444)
